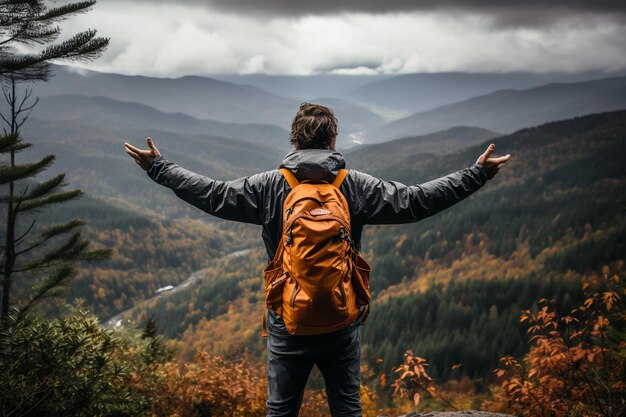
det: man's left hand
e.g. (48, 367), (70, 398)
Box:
(476, 143), (510, 179)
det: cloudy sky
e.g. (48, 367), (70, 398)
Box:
(60, 0), (626, 77)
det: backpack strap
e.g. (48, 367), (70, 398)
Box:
(279, 168), (300, 189)
(332, 169), (349, 188)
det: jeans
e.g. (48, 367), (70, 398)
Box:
(265, 309), (363, 417)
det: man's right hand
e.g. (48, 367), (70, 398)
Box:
(124, 137), (161, 171)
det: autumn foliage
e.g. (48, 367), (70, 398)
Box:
(488, 265), (626, 416)
(137, 351), (267, 417)
(130, 349), (371, 417)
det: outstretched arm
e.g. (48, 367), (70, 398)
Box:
(355, 143), (510, 225)
(124, 137), (264, 224)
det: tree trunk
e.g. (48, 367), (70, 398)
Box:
(1, 77), (18, 321)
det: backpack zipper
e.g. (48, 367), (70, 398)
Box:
(286, 197), (323, 219)
(271, 273), (288, 288)
(339, 279), (347, 307)
(290, 283), (300, 308)
(284, 213), (351, 233)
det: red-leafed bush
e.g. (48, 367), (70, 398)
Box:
(488, 266), (626, 417)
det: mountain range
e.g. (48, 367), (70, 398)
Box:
(346, 70), (626, 115)
(16, 65), (625, 149)
(29, 66), (384, 142)
(360, 76), (626, 142)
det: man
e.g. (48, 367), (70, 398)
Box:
(124, 102), (510, 416)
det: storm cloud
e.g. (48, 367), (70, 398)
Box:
(120, 0), (626, 24)
(57, 1), (626, 76)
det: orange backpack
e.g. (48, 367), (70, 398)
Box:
(262, 167), (371, 336)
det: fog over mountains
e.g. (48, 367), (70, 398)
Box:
(18, 65), (625, 151)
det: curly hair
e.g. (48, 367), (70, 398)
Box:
(289, 102), (338, 150)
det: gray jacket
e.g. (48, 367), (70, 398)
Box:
(146, 148), (492, 262)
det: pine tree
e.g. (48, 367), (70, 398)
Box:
(0, 133), (113, 319)
(0, 1), (111, 320)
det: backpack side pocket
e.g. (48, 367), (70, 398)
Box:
(350, 249), (371, 307)
(265, 265), (288, 316)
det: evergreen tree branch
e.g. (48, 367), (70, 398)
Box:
(12, 231), (86, 272)
(13, 217), (35, 246)
(15, 188), (83, 212)
(3, 141), (31, 152)
(0, 132), (31, 153)
(0, 154), (55, 185)
(23, 263), (75, 312)
(41, 29), (109, 62)
(35, 2), (96, 23)
(14, 219), (86, 257)
(13, 232), (112, 274)
(1, 1), (96, 48)
(13, 173), (67, 202)
(77, 247), (113, 263)
(12, 245), (112, 274)
(1, 29), (109, 81)
(0, 12), (38, 47)
(4, 25), (61, 46)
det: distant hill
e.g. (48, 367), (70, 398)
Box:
(362, 77), (626, 142)
(29, 94), (290, 149)
(34, 65), (298, 127)
(212, 73), (391, 100)
(345, 126), (499, 171)
(20, 117), (284, 219)
(307, 97), (386, 146)
(347, 70), (626, 116)
(32, 65), (387, 136)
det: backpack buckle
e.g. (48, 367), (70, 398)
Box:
(338, 227), (353, 246)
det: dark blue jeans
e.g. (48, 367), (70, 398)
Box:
(265, 309), (363, 417)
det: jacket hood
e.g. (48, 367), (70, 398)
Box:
(280, 149), (346, 183)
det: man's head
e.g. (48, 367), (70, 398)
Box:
(290, 102), (338, 150)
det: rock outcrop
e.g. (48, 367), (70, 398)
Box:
(384, 410), (517, 417)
